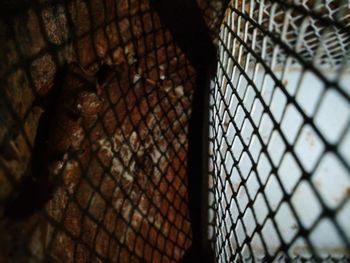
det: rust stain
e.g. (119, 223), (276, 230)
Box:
(345, 187), (350, 197)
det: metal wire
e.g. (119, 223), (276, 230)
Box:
(208, 0), (350, 262)
(2, 0), (349, 262)
(0, 0), (222, 261)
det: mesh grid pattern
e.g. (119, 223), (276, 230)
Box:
(2, 0), (350, 262)
(0, 0), (226, 261)
(208, 0), (350, 262)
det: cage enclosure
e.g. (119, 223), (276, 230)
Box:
(0, 0), (349, 262)
(208, 0), (350, 262)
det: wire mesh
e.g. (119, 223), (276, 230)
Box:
(2, 0), (349, 262)
(208, 0), (350, 262)
(0, 0), (225, 262)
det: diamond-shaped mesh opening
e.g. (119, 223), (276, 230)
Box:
(0, 0), (225, 262)
(1, 0), (350, 262)
(209, 0), (350, 262)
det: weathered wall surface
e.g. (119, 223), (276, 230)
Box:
(0, 0), (225, 262)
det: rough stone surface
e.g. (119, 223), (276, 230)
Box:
(0, 0), (224, 261)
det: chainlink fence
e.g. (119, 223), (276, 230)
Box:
(0, 0), (349, 262)
(208, 0), (350, 262)
(0, 0), (225, 262)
